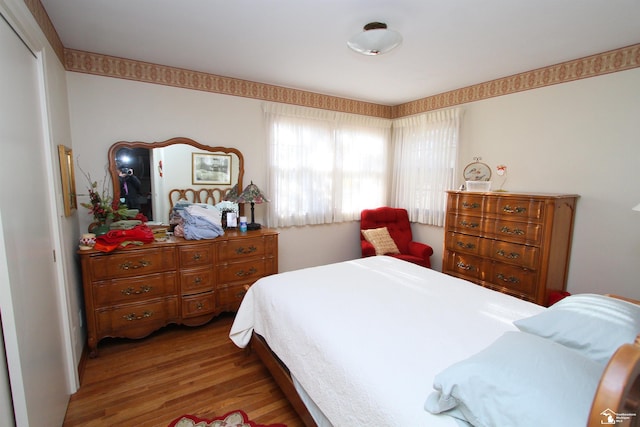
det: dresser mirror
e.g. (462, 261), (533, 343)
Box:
(108, 137), (244, 222)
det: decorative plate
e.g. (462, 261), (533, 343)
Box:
(463, 161), (492, 181)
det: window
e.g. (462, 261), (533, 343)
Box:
(391, 108), (462, 226)
(264, 103), (391, 227)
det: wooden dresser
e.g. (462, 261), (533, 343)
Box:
(443, 191), (578, 305)
(79, 228), (278, 356)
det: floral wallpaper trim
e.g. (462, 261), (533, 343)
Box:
(392, 44), (640, 118)
(22, 0), (640, 119)
(22, 0), (64, 62)
(63, 49), (392, 119)
(64, 44), (640, 119)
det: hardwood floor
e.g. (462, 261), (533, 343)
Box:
(62, 313), (304, 427)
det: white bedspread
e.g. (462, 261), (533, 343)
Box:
(229, 256), (545, 426)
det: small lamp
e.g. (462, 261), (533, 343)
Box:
(223, 184), (239, 202)
(236, 181), (270, 230)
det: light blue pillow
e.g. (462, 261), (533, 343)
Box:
(514, 293), (640, 365)
(425, 331), (603, 427)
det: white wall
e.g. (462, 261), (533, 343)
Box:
(458, 68), (640, 299)
(67, 67), (640, 299)
(68, 75), (365, 274)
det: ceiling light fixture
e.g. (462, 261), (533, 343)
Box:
(347, 22), (402, 56)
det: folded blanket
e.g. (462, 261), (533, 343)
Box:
(180, 205), (224, 240)
(93, 225), (155, 252)
(110, 220), (143, 230)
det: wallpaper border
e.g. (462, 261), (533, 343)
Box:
(63, 49), (392, 119)
(26, 0), (640, 119)
(392, 44), (640, 118)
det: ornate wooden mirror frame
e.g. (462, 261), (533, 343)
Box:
(108, 137), (244, 220)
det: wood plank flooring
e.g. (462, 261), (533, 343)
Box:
(62, 313), (304, 427)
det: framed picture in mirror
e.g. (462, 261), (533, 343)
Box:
(57, 145), (77, 217)
(192, 152), (231, 185)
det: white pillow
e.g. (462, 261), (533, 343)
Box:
(514, 293), (640, 365)
(425, 331), (603, 427)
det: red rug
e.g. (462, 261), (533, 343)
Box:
(168, 410), (286, 427)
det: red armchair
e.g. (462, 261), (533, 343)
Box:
(360, 207), (434, 268)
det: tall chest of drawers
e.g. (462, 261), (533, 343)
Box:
(79, 228), (278, 356)
(443, 191), (578, 305)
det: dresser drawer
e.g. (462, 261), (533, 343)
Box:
(93, 272), (177, 306)
(89, 247), (177, 280)
(95, 297), (179, 337)
(486, 262), (537, 300)
(443, 252), (485, 281)
(217, 236), (267, 261)
(488, 219), (542, 245)
(447, 193), (486, 215)
(491, 197), (545, 221)
(181, 291), (215, 318)
(445, 232), (481, 255)
(446, 213), (485, 236)
(217, 283), (250, 312)
(180, 267), (214, 294)
(179, 244), (214, 268)
(481, 240), (539, 269)
(217, 259), (270, 284)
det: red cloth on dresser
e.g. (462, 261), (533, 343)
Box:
(93, 225), (155, 252)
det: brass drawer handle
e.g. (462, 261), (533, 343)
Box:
(456, 241), (475, 249)
(196, 302), (204, 310)
(121, 285), (152, 296)
(503, 205), (526, 214)
(193, 276), (202, 284)
(496, 249), (520, 259)
(460, 220), (479, 228)
(462, 202), (480, 209)
(120, 260), (151, 270)
(235, 267), (257, 277)
(496, 273), (520, 284)
(455, 261), (476, 272)
(235, 246), (257, 255)
(122, 310), (153, 321)
(192, 253), (202, 261)
(235, 285), (251, 299)
(500, 226), (525, 235)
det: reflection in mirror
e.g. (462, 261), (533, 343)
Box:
(108, 137), (244, 221)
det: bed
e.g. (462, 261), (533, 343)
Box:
(229, 256), (640, 426)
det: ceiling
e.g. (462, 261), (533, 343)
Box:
(40, 0), (640, 106)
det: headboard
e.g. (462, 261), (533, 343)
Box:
(588, 295), (640, 425)
(589, 335), (640, 425)
(168, 187), (230, 211)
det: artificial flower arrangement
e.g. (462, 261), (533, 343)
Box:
(77, 164), (129, 226)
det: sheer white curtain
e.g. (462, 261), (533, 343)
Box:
(392, 108), (463, 226)
(263, 103), (391, 227)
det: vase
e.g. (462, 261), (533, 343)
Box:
(89, 222), (110, 236)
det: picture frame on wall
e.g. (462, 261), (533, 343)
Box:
(192, 152), (231, 185)
(57, 145), (78, 217)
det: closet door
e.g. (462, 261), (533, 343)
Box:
(0, 14), (70, 426)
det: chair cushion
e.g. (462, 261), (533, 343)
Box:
(360, 207), (413, 253)
(361, 227), (400, 255)
(360, 207), (433, 268)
